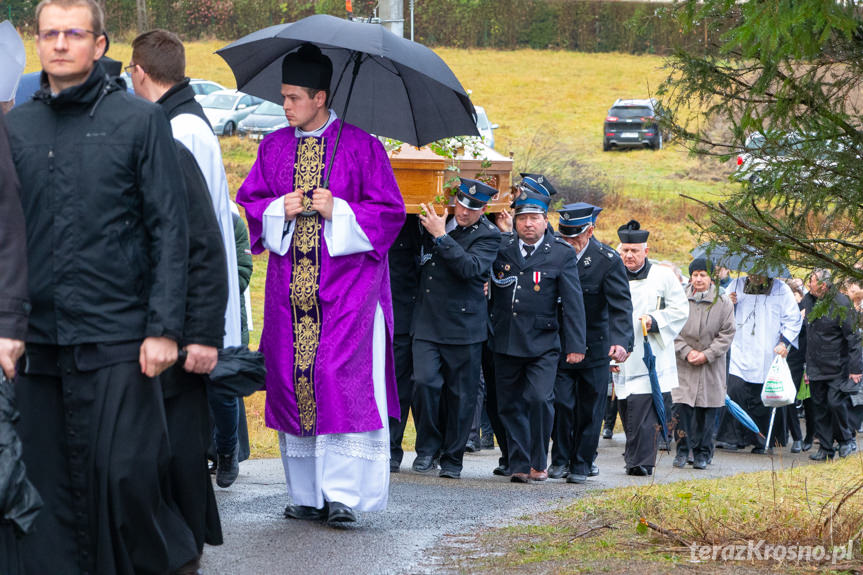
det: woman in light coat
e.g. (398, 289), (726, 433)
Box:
(672, 258), (736, 469)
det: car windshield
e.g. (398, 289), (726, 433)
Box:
(255, 101), (285, 116)
(610, 106), (652, 119)
(475, 110), (490, 130)
(201, 93), (237, 110)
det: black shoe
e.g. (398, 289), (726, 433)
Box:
(809, 448), (834, 461)
(751, 446), (768, 455)
(589, 464), (599, 477)
(492, 465), (511, 477)
(714, 441), (738, 451)
(692, 458), (708, 470)
(510, 472), (531, 483)
(284, 504), (327, 521)
(480, 436), (495, 449)
(566, 473), (587, 484)
(626, 465), (651, 476)
(838, 442), (855, 458)
(464, 440), (481, 453)
(412, 456), (438, 474)
(547, 465), (568, 479)
(216, 443), (239, 488)
(439, 468), (461, 479)
(801, 439), (813, 452)
(602, 427), (613, 439)
(390, 460), (401, 473)
(672, 454), (687, 468)
(327, 502), (357, 524)
(790, 440), (802, 453)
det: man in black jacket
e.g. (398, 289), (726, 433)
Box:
(490, 183), (586, 483)
(5, 1), (197, 572)
(803, 269), (862, 461)
(411, 178), (501, 478)
(0, 114), (27, 381)
(549, 203), (632, 483)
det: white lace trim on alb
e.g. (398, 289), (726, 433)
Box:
(279, 431), (389, 462)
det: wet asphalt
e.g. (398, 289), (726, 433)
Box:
(199, 434), (829, 575)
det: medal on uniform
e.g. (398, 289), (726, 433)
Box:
(504, 264), (510, 271)
(533, 271), (541, 292)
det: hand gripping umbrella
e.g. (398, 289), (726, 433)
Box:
(641, 318), (670, 446)
(217, 14), (479, 197)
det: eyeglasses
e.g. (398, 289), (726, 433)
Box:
(124, 63), (138, 74)
(37, 28), (95, 42)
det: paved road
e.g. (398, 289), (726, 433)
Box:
(200, 435), (825, 574)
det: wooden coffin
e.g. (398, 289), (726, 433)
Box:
(388, 144), (514, 214)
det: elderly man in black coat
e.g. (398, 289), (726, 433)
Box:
(5, 1), (198, 572)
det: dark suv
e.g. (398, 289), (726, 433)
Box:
(603, 98), (664, 151)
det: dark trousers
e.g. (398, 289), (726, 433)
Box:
(785, 362), (814, 443)
(388, 333), (414, 465)
(467, 373), (494, 446)
(551, 363), (609, 475)
(618, 393), (659, 470)
(483, 340), (508, 467)
(494, 351), (557, 475)
(413, 339), (482, 472)
(15, 357), (197, 575)
(810, 377), (854, 451)
(604, 395), (618, 431)
(673, 404), (718, 461)
(208, 392), (239, 455)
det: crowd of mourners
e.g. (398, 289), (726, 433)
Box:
(0, 2), (861, 574)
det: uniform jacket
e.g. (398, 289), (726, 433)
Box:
(389, 215), (422, 335)
(412, 215), (501, 344)
(672, 284), (735, 407)
(5, 63), (188, 346)
(803, 292), (862, 380)
(490, 230), (586, 358)
(558, 236), (632, 369)
(0, 115), (28, 341)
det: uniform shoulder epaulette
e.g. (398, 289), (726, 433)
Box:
(554, 237), (574, 249)
(599, 242), (618, 259)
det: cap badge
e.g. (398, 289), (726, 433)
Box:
(561, 213), (569, 221)
(537, 176), (544, 184)
(469, 185), (476, 195)
(520, 192), (527, 200)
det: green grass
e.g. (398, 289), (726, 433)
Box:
(445, 455), (863, 574)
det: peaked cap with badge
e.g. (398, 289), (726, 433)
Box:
(511, 188), (550, 216)
(617, 219), (649, 244)
(557, 202), (596, 238)
(518, 172), (558, 197)
(456, 177), (496, 210)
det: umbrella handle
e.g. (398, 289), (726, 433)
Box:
(641, 317), (648, 337)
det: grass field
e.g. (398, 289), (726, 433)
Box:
(23, 41), (735, 459)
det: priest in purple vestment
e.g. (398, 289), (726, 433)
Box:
(236, 44), (405, 524)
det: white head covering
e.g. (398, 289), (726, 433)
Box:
(0, 21), (26, 101)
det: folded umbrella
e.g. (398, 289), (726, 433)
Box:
(640, 319), (669, 446)
(207, 346), (267, 400)
(724, 395), (763, 437)
(0, 373), (42, 536)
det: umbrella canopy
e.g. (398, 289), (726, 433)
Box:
(640, 319), (669, 445)
(690, 243), (791, 278)
(724, 395), (763, 437)
(216, 15), (478, 147)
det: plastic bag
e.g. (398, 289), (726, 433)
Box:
(761, 355), (796, 407)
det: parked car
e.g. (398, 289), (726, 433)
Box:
(190, 79), (226, 102)
(200, 90), (263, 136)
(602, 98), (665, 151)
(237, 100), (290, 141)
(734, 131), (850, 187)
(474, 105), (499, 149)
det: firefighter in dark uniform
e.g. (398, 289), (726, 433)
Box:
(489, 180), (586, 483)
(388, 214), (422, 472)
(411, 178), (502, 478)
(548, 203), (633, 483)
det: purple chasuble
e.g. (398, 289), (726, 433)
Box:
(237, 120), (405, 436)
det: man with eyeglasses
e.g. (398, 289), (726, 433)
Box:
(548, 203), (632, 484)
(4, 1), (198, 573)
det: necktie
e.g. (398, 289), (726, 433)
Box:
(524, 245), (535, 258)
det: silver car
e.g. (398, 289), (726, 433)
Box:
(201, 90), (262, 136)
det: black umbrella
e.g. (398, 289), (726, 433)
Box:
(216, 15), (478, 152)
(0, 373), (42, 536)
(640, 319), (670, 446)
(690, 243), (791, 278)
(207, 347), (267, 400)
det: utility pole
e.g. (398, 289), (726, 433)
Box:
(378, 0), (404, 38)
(135, 0), (148, 33)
